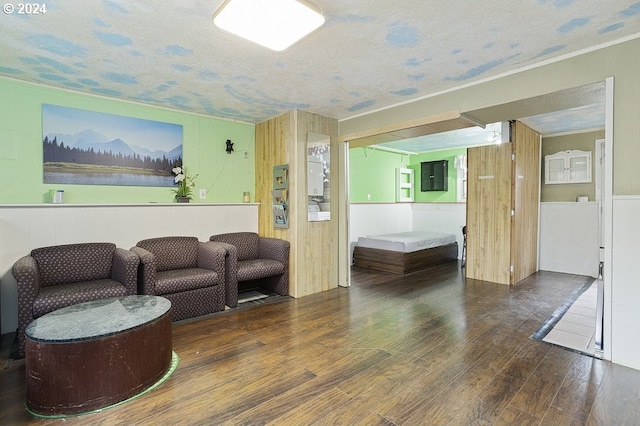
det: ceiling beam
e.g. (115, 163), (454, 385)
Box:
(339, 110), (485, 148)
(464, 82), (605, 126)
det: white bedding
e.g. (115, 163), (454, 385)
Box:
(357, 231), (456, 253)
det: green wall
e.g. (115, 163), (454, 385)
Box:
(349, 145), (467, 203)
(349, 147), (407, 202)
(0, 78), (255, 204)
(410, 148), (466, 203)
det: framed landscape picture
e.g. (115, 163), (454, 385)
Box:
(42, 104), (183, 187)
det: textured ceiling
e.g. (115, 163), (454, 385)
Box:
(1, 1), (637, 138)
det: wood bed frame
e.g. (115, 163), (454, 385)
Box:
(352, 242), (458, 274)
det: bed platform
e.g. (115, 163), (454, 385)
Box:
(353, 231), (459, 274)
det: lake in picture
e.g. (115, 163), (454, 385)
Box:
(44, 172), (175, 187)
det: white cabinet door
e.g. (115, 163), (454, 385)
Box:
(568, 155), (590, 182)
(546, 157), (566, 183)
(545, 150), (591, 184)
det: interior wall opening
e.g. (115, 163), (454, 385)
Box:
(344, 80), (610, 359)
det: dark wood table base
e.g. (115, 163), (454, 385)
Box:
(25, 298), (173, 417)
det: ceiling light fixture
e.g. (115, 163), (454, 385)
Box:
(213, 0), (325, 52)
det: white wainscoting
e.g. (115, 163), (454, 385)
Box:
(349, 202), (466, 262)
(539, 202), (600, 277)
(0, 203), (258, 333)
(349, 203), (414, 262)
(611, 196), (640, 370)
(412, 203), (467, 259)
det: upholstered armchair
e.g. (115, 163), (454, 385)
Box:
(209, 232), (289, 308)
(131, 236), (227, 321)
(12, 242), (139, 359)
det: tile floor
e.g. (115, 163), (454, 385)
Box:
(543, 280), (598, 355)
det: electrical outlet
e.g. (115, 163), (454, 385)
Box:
(199, 189), (206, 199)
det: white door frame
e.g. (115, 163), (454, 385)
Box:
(338, 140), (351, 287)
(594, 137), (605, 351)
(601, 77), (614, 361)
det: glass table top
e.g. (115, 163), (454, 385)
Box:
(26, 295), (171, 342)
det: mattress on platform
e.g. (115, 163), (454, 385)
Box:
(357, 231), (456, 253)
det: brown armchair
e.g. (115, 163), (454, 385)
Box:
(132, 236), (226, 321)
(209, 232), (289, 308)
(12, 242), (139, 359)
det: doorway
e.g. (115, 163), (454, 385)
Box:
(340, 79), (613, 361)
(538, 136), (607, 357)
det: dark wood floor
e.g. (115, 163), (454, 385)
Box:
(2, 263), (640, 425)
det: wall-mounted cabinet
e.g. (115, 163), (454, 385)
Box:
(545, 150), (591, 184)
(421, 160), (448, 191)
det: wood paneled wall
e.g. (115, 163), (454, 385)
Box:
(511, 121), (541, 284)
(255, 110), (339, 298)
(465, 121), (540, 285)
(255, 112), (293, 236)
(466, 143), (513, 284)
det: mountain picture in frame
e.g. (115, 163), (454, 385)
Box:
(42, 104), (183, 187)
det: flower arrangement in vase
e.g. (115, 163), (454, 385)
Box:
(171, 166), (198, 203)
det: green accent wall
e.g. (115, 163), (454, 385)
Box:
(349, 145), (467, 203)
(410, 148), (466, 203)
(0, 78), (255, 204)
(349, 147), (407, 202)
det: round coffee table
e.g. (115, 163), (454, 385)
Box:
(25, 295), (176, 417)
